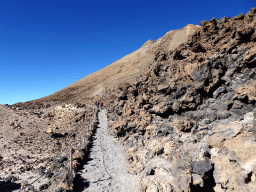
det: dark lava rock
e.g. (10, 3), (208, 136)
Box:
(190, 157), (212, 175)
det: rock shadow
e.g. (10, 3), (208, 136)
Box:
(0, 181), (21, 192)
(73, 127), (98, 192)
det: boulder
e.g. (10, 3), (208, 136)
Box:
(208, 121), (243, 148)
(46, 128), (53, 133)
(190, 157), (212, 175)
(234, 81), (256, 102)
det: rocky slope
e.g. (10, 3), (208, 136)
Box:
(0, 103), (98, 191)
(106, 7), (256, 192)
(12, 20), (200, 109)
(4, 6), (256, 192)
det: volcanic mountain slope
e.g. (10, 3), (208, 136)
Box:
(10, 6), (256, 192)
(13, 23), (200, 109)
(106, 7), (256, 192)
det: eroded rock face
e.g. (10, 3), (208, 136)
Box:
(107, 7), (256, 192)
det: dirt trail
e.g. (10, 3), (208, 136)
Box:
(75, 109), (140, 192)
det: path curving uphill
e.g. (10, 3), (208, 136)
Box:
(75, 109), (140, 192)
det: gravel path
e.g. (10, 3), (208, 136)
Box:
(75, 109), (140, 192)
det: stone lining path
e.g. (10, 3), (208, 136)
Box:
(75, 109), (140, 192)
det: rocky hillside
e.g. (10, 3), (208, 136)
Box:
(0, 103), (98, 191)
(106, 7), (256, 192)
(12, 21), (200, 109)
(8, 6), (256, 192)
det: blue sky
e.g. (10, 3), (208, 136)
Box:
(0, 0), (255, 105)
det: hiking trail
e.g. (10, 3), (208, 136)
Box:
(75, 109), (140, 192)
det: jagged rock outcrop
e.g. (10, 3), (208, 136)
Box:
(107, 7), (256, 192)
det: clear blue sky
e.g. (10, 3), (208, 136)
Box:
(0, 0), (255, 104)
